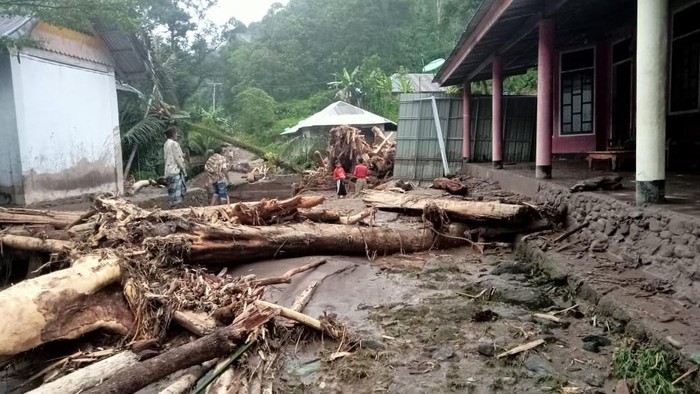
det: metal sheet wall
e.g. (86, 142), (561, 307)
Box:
(395, 93), (464, 180)
(395, 93), (537, 180)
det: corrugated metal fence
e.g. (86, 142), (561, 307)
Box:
(395, 93), (537, 180)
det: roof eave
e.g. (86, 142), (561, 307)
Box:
(435, 0), (511, 86)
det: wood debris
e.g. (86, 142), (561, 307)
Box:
(0, 178), (560, 392)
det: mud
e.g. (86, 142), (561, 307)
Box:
(226, 248), (621, 394)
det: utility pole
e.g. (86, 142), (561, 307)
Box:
(208, 82), (222, 111)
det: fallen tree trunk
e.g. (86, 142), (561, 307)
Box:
(83, 303), (276, 394)
(0, 254), (126, 357)
(179, 222), (470, 265)
(298, 207), (375, 225)
(99, 195), (325, 226)
(468, 219), (552, 240)
(362, 190), (532, 222)
(0, 234), (72, 253)
(27, 351), (140, 394)
(0, 208), (81, 229)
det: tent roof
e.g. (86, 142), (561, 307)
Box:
(282, 101), (397, 135)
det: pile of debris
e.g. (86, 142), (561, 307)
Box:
(297, 125), (396, 193)
(0, 188), (556, 393)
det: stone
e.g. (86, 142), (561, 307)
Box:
(674, 245), (695, 259)
(629, 223), (640, 238)
(360, 339), (387, 351)
(595, 219), (606, 233)
(584, 372), (606, 388)
(432, 346), (454, 361)
(497, 285), (554, 310)
(475, 343), (496, 357)
(589, 239), (608, 253)
(604, 222), (617, 236)
(648, 219), (663, 232)
(668, 220), (688, 236)
(423, 257), (454, 273)
(491, 261), (532, 276)
(616, 380), (631, 394)
(673, 236), (688, 245)
(582, 341), (600, 353)
(618, 222), (630, 236)
(630, 210), (643, 219)
(581, 335), (611, 353)
(660, 230), (672, 240)
(524, 355), (555, 376)
(643, 235), (662, 253)
(658, 244), (675, 258)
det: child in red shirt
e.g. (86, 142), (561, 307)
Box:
(333, 160), (348, 198)
(352, 157), (369, 197)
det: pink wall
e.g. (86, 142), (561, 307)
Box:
(551, 41), (612, 153)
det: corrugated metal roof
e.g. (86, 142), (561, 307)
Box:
(1, 16), (149, 82)
(0, 15), (34, 38)
(93, 20), (150, 81)
(391, 73), (447, 93)
(282, 101), (397, 135)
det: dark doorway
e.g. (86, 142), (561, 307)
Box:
(611, 38), (634, 147)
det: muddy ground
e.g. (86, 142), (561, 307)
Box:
(242, 248), (618, 394)
(3, 176), (696, 393)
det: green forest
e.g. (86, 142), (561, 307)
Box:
(2, 0), (535, 178)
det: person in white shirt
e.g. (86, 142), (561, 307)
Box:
(163, 128), (187, 207)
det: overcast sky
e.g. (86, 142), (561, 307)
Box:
(206, 0), (290, 26)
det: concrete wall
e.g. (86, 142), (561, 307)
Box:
(0, 48), (23, 204)
(10, 53), (122, 204)
(463, 163), (700, 306)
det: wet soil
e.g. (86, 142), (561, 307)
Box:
(233, 249), (622, 394)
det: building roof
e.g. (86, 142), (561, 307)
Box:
(1, 16), (150, 82)
(0, 16), (35, 38)
(282, 101), (397, 135)
(435, 0), (634, 86)
(391, 73), (446, 93)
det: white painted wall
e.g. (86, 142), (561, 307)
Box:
(11, 53), (122, 204)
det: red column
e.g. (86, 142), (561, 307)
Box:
(536, 18), (554, 179)
(492, 56), (504, 169)
(462, 81), (472, 161)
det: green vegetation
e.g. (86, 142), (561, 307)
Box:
(613, 341), (688, 394)
(2, 0), (539, 175)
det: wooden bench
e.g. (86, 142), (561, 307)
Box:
(586, 150), (635, 171)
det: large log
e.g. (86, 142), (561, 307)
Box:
(0, 254), (126, 357)
(0, 208), (81, 229)
(97, 195), (325, 226)
(27, 351), (140, 394)
(362, 190), (532, 222)
(0, 234), (72, 253)
(83, 303), (277, 394)
(179, 222), (469, 265)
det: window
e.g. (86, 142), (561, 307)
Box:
(670, 3), (700, 113)
(561, 48), (595, 135)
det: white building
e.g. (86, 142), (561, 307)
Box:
(0, 17), (148, 205)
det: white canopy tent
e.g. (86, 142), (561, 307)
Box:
(281, 101), (396, 135)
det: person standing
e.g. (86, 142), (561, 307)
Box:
(333, 160), (348, 198)
(163, 128), (187, 207)
(205, 149), (230, 206)
(352, 157), (369, 197)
